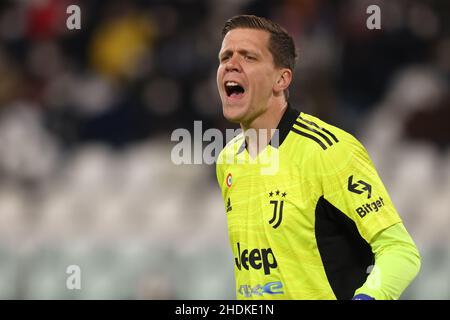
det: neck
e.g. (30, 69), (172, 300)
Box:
(241, 99), (288, 157)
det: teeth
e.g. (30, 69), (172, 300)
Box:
(226, 81), (239, 87)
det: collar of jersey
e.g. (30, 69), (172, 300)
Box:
(237, 103), (301, 154)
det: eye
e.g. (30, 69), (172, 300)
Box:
(245, 55), (256, 61)
(220, 55), (230, 63)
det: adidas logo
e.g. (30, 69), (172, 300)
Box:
(226, 197), (232, 213)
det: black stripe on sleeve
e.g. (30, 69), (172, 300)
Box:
(298, 116), (339, 143)
(290, 127), (328, 150)
(294, 120), (334, 147)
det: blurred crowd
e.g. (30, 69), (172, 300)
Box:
(0, 0), (448, 299)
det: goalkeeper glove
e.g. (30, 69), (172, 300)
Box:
(353, 294), (375, 300)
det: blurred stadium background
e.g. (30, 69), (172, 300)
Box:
(0, 0), (448, 299)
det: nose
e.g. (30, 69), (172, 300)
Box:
(225, 55), (241, 72)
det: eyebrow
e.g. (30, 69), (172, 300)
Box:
(218, 48), (260, 60)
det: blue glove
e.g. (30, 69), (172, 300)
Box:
(353, 294), (375, 300)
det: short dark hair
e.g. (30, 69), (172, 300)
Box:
(222, 15), (297, 73)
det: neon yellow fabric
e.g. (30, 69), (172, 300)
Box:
(216, 110), (404, 299)
(354, 222), (421, 300)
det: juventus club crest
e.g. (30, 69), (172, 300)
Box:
(268, 189), (287, 229)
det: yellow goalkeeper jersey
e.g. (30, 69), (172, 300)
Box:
(216, 105), (402, 300)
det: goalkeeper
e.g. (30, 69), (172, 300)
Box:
(215, 15), (421, 300)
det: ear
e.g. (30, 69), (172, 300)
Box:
(273, 69), (292, 96)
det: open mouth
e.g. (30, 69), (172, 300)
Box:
(224, 81), (245, 98)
